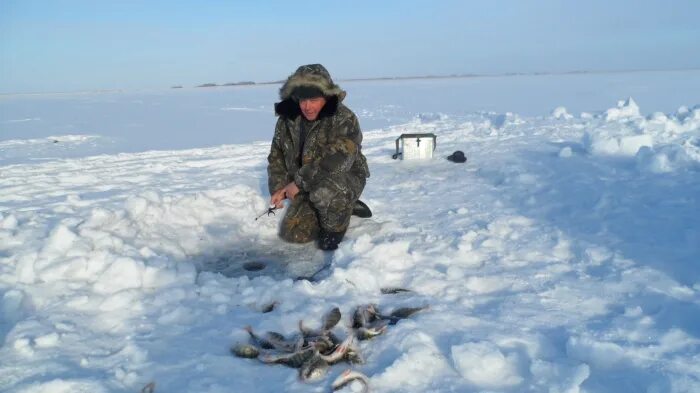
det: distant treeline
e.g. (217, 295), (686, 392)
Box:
(171, 81), (257, 89)
(173, 69), (653, 90)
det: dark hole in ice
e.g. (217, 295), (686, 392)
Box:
(197, 246), (328, 281)
(243, 261), (266, 271)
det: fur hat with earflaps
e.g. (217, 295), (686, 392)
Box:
(279, 64), (346, 102)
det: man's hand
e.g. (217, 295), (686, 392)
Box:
(270, 188), (286, 209)
(270, 182), (300, 208)
(283, 182), (300, 201)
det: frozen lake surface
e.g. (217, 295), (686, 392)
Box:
(2, 70), (700, 164)
(1, 70), (699, 392)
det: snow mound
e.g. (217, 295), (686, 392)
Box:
(375, 341), (454, 391)
(530, 360), (590, 393)
(634, 106), (700, 172)
(584, 98), (700, 167)
(635, 145), (694, 173)
(551, 106), (574, 120)
(583, 130), (653, 156)
(642, 106), (700, 137)
(566, 336), (632, 370)
(559, 146), (573, 158)
(451, 341), (523, 388)
(488, 112), (523, 129)
(582, 100), (700, 170)
(605, 97), (641, 121)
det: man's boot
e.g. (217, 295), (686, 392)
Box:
(352, 200), (372, 218)
(318, 228), (346, 251)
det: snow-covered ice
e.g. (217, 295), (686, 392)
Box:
(1, 71), (699, 392)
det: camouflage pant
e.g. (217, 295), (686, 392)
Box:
(279, 174), (365, 243)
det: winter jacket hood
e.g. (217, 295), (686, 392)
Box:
(275, 64), (346, 118)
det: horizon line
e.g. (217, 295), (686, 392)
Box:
(2, 66), (700, 97)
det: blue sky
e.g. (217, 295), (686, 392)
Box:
(1, 0), (699, 93)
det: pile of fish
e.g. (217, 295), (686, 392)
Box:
(231, 303), (428, 391)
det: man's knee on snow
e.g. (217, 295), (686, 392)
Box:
(308, 185), (352, 232)
(279, 215), (318, 243)
(278, 195), (320, 243)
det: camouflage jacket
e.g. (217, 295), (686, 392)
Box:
(267, 64), (370, 195)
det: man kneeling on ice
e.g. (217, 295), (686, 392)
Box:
(267, 64), (371, 250)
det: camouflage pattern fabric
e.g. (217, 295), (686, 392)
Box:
(278, 193), (319, 243)
(268, 64), (370, 243)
